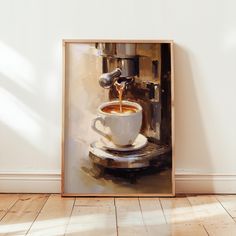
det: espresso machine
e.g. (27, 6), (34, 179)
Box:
(89, 42), (172, 177)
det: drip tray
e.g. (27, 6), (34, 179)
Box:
(89, 142), (171, 169)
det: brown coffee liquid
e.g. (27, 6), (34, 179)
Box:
(102, 104), (138, 114)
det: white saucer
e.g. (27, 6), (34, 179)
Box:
(93, 134), (148, 152)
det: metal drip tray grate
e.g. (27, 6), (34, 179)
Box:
(89, 142), (171, 169)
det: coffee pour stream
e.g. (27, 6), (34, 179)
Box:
(114, 80), (126, 113)
(99, 67), (133, 113)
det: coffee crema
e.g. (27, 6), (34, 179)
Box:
(102, 104), (138, 114)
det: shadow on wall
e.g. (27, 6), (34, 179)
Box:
(174, 44), (213, 189)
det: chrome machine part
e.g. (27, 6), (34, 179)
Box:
(96, 43), (136, 58)
(146, 82), (161, 141)
(99, 68), (122, 88)
(96, 43), (116, 57)
(89, 141), (171, 169)
(118, 58), (139, 78)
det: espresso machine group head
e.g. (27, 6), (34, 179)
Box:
(96, 43), (139, 88)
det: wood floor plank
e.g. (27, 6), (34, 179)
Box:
(161, 197), (208, 236)
(75, 197), (114, 207)
(1, 194), (236, 236)
(188, 195), (235, 224)
(139, 198), (170, 236)
(168, 224), (209, 236)
(202, 223), (236, 236)
(0, 194), (20, 220)
(115, 198), (147, 236)
(10, 194), (49, 213)
(216, 195), (236, 218)
(161, 197), (196, 224)
(65, 205), (116, 236)
(0, 194), (49, 236)
(0, 211), (41, 236)
(188, 195), (236, 236)
(27, 194), (75, 236)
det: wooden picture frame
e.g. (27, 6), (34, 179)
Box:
(61, 40), (175, 197)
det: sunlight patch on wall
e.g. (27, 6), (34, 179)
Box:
(0, 88), (42, 148)
(0, 41), (35, 92)
(223, 29), (236, 51)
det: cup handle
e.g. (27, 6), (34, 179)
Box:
(91, 116), (111, 140)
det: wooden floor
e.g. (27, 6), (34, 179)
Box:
(1, 194), (236, 235)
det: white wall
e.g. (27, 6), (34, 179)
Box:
(1, 0), (236, 193)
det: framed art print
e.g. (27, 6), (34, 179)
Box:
(62, 40), (175, 196)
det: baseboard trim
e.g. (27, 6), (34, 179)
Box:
(1, 172), (236, 194)
(0, 172), (61, 193)
(175, 172), (236, 194)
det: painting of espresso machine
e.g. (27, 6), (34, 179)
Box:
(89, 42), (173, 182)
(62, 40), (174, 196)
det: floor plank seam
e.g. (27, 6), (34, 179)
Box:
(25, 194), (50, 235)
(114, 198), (119, 236)
(0, 194), (20, 221)
(138, 197), (149, 235)
(202, 224), (210, 236)
(215, 195), (236, 220)
(186, 195), (212, 236)
(64, 196), (76, 236)
(159, 198), (168, 224)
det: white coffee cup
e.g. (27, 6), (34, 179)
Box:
(91, 100), (142, 146)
